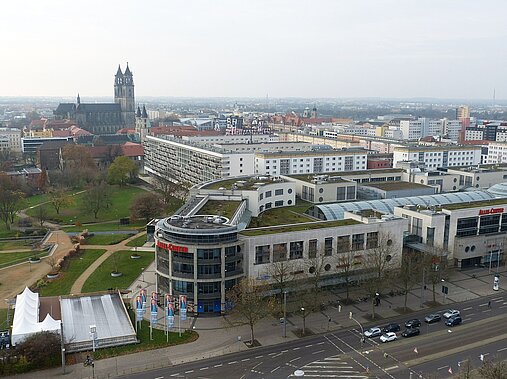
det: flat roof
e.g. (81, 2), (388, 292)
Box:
(361, 182), (432, 191)
(240, 219), (361, 236)
(255, 149), (368, 158)
(288, 174), (350, 184)
(394, 145), (481, 152)
(442, 198), (507, 210)
(203, 176), (287, 190)
(447, 164), (507, 173)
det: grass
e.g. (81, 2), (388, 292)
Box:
(248, 199), (314, 227)
(0, 250), (48, 269)
(198, 200), (241, 219)
(38, 249), (107, 296)
(61, 221), (146, 233)
(91, 310), (197, 360)
(443, 198), (507, 210)
(83, 234), (133, 245)
(22, 193), (51, 208)
(126, 233), (148, 247)
(26, 186), (147, 224)
(0, 239), (32, 250)
(82, 250), (154, 293)
(241, 219), (361, 236)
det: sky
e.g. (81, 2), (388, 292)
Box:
(1, 0), (507, 99)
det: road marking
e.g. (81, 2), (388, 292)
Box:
(271, 366), (280, 373)
(282, 349), (289, 352)
(463, 318), (472, 322)
(479, 303), (488, 307)
(214, 364), (222, 367)
(463, 307), (472, 311)
(293, 347), (301, 350)
(437, 366), (448, 370)
(497, 347), (507, 352)
(241, 358), (250, 362)
(316, 341), (326, 345)
(199, 367), (208, 370)
(268, 352), (276, 356)
(312, 349), (326, 354)
(324, 357), (343, 361)
(154, 377), (164, 379)
(184, 370), (194, 373)
(483, 309), (492, 313)
(228, 361), (237, 365)
(170, 374), (180, 377)
(503, 302), (507, 305)
(305, 344), (313, 348)
(291, 375), (367, 378)
(255, 355), (263, 359)
(468, 313), (475, 316)
(500, 305), (507, 309)
(290, 357), (301, 362)
(492, 297), (503, 301)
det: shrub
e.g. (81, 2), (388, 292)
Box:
(17, 331), (61, 368)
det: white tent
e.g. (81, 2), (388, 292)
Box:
(11, 287), (61, 346)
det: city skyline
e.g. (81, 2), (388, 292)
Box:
(1, 0), (507, 99)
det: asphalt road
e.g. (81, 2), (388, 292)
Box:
(122, 295), (507, 379)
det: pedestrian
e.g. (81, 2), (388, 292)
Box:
(488, 300), (491, 308)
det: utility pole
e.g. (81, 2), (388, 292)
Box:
(349, 311), (365, 346)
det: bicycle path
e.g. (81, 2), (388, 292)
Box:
(69, 231), (149, 294)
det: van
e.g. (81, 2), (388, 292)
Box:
(445, 315), (462, 326)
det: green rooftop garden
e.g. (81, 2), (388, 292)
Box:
(443, 198), (507, 210)
(240, 219), (361, 236)
(248, 199), (315, 228)
(197, 200), (241, 219)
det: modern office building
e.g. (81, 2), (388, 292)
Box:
(393, 145), (481, 170)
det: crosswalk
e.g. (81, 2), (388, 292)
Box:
(288, 355), (369, 378)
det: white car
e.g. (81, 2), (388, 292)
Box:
(364, 327), (382, 338)
(443, 309), (460, 319)
(380, 332), (398, 343)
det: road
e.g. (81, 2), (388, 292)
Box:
(121, 295), (507, 379)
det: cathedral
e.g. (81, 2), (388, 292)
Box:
(54, 64), (136, 135)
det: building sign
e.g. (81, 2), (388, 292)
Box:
(479, 207), (504, 216)
(156, 241), (189, 253)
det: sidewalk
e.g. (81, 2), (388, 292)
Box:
(13, 265), (507, 379)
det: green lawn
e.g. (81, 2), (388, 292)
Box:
(198, 200), (241, 219)
(22, 193), (51, 208)
(0, 239), (32, 250)
(241, 219), (361, 236)
(0, 308), (9, 330)
(62, 221), (146, 233)
(26, 186), (147, 224)
(91, 310), (197, 360)
(248, 199), (314, 227)
(38, 249), (107, 297)
(82, 250), (154, 293)
(0, 250), (48, 269)
(83, 234), (133, 245)
(126, 233), (148, 247)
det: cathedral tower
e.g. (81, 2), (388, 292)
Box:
(114, 63), (136, 128)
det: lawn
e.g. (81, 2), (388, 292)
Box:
(83, 234), (133, 245)
(248, 199), (314, 227)
(22, 193), (51, 209)
(62, 221), (146, 233)
(0, 308), (8, 330)
(26, 186), (147, 225)
(82, 250), (154, 293)
(0, 250), (48, 269)
(241, 219), (361, 236)
(91, 310), (197, 360)
(0, 239), (32, 250)
(38, 249), (107, 297)
(198, 200), (241, 219)
(126, 233), (148, 247)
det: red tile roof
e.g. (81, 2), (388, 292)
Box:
(121, 142), (144, 157)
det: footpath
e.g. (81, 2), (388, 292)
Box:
(12, 264), (507, 379)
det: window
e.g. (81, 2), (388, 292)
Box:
(426, 227), (435, 246)
(265, 191), (272, 198)
(336, 235), (350, 252)
(197, 248), (221, 260)
(366, 232), (378, 249)
(319, 188), (324, 193)
(255, 245), (270, 265)
(351, 233), (364, 251)
(275, 200), (284, 207)
(324, 237), (333, 256)
(289, 241), (304, 260)
(308, 239), (318, 258)
(273, 243), (287, 262)
(275, 189), (283, 196)
(259, 193), (263, 200)
(265, 202), (272, 209)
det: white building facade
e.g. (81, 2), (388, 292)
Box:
(393, 146), (481, 171)
(0, 128), (22, 152)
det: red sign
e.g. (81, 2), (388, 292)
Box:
(479, 207), (504, 216)
(156, 240), (189, 253)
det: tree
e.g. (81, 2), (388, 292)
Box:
(35, 205), (48, 227)
(154, 168), (189, 205)
(17, 331), (61, 369)
(62, 144), (97, 186)
(360, 232), (399, 320)
(108, 156), (138, 186)
(266, 260), (298, 314)
(336, 248), (357, 304)
(227, 278), (274, 345)
(0, 174), (25, 229)
(478, 359), (507, 379)
(422, 246), (450, 304)
(398, 252), (421, 311)
(130, 192), (164, 223)
(48, 188), (73, 215)
(45, 256), (59, 273)
(82, 182), (112, 219)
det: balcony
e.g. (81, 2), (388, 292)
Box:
(197, 273), (222, 280)
(171, 271), (194, 280)
(225, 252), (242, 262)
(225, 268), (243, 277)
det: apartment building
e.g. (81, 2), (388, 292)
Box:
(393, 146), (481, 170)
(486, 142), (507, 164)
(0, 128), (22, 152)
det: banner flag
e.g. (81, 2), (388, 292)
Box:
(141, 289), (147, 313)
(167, 297), (175, 328)
(135, 295), (143, 322)
(179, 295), (187, 321)
(150, 298), (158, 325)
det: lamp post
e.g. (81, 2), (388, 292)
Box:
(441, 279), (446, 303)
(283, 291), (287, 338)
(301, 307), (306, 335)
(349, 311), (365, 346)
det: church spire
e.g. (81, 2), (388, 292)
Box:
(142, 105), (148, 118)
(77, 93), (80, 105)
(115, 64), (123, 77)
(124, 62), (132, 77)
(136, 106), (141, 117)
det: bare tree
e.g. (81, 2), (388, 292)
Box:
(154, 168), (189, 204)
(422, 246), (450, 304)
(336, 248), (356, 304)
(227, 278), (274, 345)
(35, 205), (49, 227)
(0, 174), (25, 229)
(82, 182), (112, 219)
(130, 192), (164, 223)
(48, 188), (73, 215)
(45, 256), (59, 273)
(398, 251), (421, 311)
(478, 358), (507, 379)
(266, 260), (298, 313)
(360, 232), (399, 320)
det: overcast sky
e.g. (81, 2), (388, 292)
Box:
(1, 0), (507, 99)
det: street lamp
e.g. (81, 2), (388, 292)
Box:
(349, 311), (365, 346)
(301, 307), (306, 335)
(283, 291), (288, 338)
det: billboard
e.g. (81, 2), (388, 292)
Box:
(179, 295), (187, 321)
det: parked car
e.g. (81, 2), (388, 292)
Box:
(404, 319), (421, 328)
(401, 328), (420, 338)
(380, 332), (398, 343)
(445, 315), (462, 326)
(364, 327), (382, 338)
(383, 323), (401, 333)
(424, 313), (441, 323)
(443, 309), (460, 319)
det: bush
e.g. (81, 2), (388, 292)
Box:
(17, 331), (61, 369)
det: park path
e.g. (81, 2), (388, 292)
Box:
(69, 231), (147, 294)
(0, 231), (74, 308)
